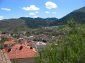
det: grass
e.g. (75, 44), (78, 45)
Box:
(36, 20), (85, 63)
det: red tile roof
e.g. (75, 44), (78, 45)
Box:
(4, 44), (37, 59)
(4, 41), (15, 45)
(4, 37), (15, 45)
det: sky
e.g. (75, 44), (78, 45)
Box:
(0, 0), (85, 20)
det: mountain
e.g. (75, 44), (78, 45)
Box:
(60, 7), (85, 23)
(0, 7), (85, 32)
(0, 19), (27, 31)
(0, 17), (60, 32)
(19, 17), (60, 28)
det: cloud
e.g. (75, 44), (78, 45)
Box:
(1, 8), (11, 11)
(45, 11), (50, 14)
(45, 1), (57, 9)
(0, 16), (4, 20)
(33, 15), (38, 18)
(22, 5), (40, 11)
(29, 12), (38, 18)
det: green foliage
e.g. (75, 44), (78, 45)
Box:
(0, 37), (8, 43)
(0, 44), (4, 49)
(36, 20), (85, 63)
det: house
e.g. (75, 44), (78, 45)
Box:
(4, 43), (37, 59)
(34, 42), (47, 52)
(4, 37), (16, 47)
(36, 42), (46, 46)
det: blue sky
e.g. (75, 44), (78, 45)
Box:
(0, 0), (85, 20)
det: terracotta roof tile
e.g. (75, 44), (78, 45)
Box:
(4, 41), (15, 45)
(4, 44), (37, 59)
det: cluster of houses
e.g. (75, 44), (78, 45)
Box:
(0, 32), (47, 63)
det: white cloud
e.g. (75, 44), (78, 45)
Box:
(29, 12), (38, 18)
(22, 5), (40, 11)
(1, 8), (11, 11)
(33, 15), (38, 18)
(0, 16), (4, 20)
(25, 15), (29, 17)
(45, 11), (50, 14)
(45, 1), (57, 9)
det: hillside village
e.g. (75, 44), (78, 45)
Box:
(0, 32), (48, 63)
(0, 0), (85, 62)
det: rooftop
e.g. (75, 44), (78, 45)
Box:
(4, 43), (37, 59)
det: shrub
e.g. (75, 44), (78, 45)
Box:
(36, 20), (85, 63)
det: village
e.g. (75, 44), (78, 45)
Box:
(0, 32), (48, 63)
(0, 0), (85, 63)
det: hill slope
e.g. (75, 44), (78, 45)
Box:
(0, 17), (60, 31)
(60, 7), (85, 23)
(0, 19), (27, 31)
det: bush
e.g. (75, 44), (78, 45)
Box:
(0, 37), (8, 43)
(36, 20), (85, 63)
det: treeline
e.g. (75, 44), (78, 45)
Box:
(20, 17), (62, 28)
